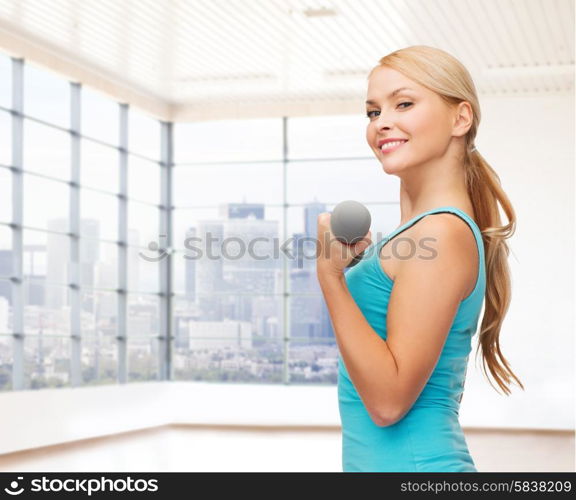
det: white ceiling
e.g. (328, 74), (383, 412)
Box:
(0, 0), (573, 121)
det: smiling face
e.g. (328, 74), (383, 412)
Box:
(365, 66), (458, 174)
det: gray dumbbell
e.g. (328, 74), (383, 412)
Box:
(330, 200), (372, 268)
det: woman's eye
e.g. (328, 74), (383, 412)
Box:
(366, 102), (413, 119)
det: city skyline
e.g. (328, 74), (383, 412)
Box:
(0, 200), (343, 390)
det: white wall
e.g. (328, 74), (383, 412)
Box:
(460, 92), (574, 430)
(0, 382), (341, 455)
(0, 379), (571, 456)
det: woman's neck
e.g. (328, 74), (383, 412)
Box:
(397, 166), (474, 225)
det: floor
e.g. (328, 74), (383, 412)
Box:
(0, 425), (573, 472)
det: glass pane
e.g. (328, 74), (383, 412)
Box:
(81, 86), (119, 145)
(24, 283), (71, 335)
(128, 201), (160, 248)
(173, 207), (217, 252)
(82, 334), (118, 386)
(290, 295), (334, 340)
(172, 205), (284, 253)
(23, 229), (69, 286)
(172, 295), (197, 348)
(24, 335), (71, 389)
(134, 233), (168, 273)
(0, 109), (11, 165)
(0, 166), (12, 222)
(174, 118), (283, 163)
(128, 247), (159, 293)
(0, 227), (11, 279)
(174, 293), (282, 342)
(0, 279), (11, 332)
(128, 337), (159, 382)
(173, 208), (284, 297)
(23, 174), (69, 231)
(81, 139), (119, 193)
(80, 189), (118, 242)
(128, 155), (160, 204)
(127, 294), (159, 336)
(80, 239), (118, 289)
(0, 225), (10, 248)
(0, 335), (12, 391)
(173, 162), (283, 207)
(0, 52), (11, 108)
(80, 288), (118, 385)
(289, 338), (338, 384)
(173, 341), (284, 383)
(288, 114), (372, 160)
(80, 290), (117, 336)
(171, 250), (197, 296)
(23, 119), (71, 180)
(24, 63), (70, 128)
(128, 108), (160, 160)
(287, 158), (399, 205)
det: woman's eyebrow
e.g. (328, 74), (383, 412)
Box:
(366, 87), (415, 106)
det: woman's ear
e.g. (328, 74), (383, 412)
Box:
(452, 101), (474, 137)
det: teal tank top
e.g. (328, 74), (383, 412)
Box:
(337, 206), (486, 472)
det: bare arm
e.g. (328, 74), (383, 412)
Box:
(317, 214), (476, 426)
(318, 271), (400, 426)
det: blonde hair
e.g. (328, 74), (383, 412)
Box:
(369, 45), (524, 396)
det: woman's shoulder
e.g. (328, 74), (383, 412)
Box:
(394, 214), (479, 300)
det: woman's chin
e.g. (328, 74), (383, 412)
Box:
(380, 160), (401, 174)
(375, 149), (408, 174)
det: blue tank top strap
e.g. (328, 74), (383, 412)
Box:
(374, 206), (485, 301)
(377, 206), (483, 256)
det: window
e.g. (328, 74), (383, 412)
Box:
(174, 118), (283, 163)
(0, 52), (11, 108)
(81, 140), (119, 194)
(0, 167), (12, 223)
(127, 201), (161, 249)
(23, 119), (71, 180)
(0, 58), (165, 390)
(0, 110), (11, 166)
(129, 109), (161, 160)
(287, 114), (371, 160)
(23, 175), (69, 231)
(2, 56), (390, 392)
(81, 87), (119, 146)
(173, 162), (283, 207)
(80, 190), (118, 242)
(128, 155), (161, 205)
(24, 63), (70, 128)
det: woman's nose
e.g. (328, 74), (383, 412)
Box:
(374, 112), (393, 129)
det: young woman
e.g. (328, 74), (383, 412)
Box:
(316, 45), (524, 472)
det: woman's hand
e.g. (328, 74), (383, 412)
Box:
(316, 212), (372, 279)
